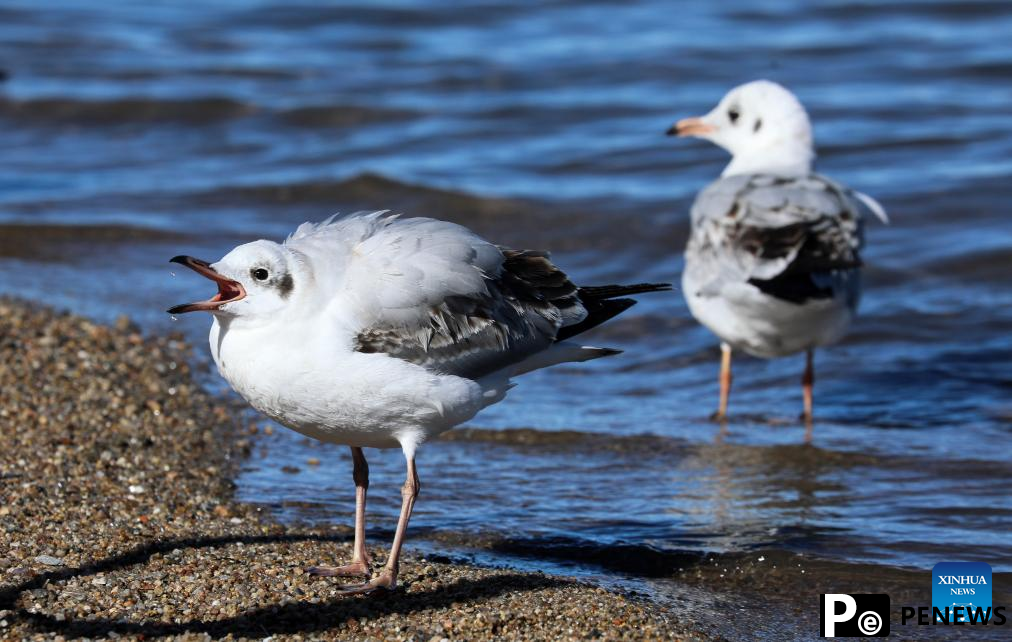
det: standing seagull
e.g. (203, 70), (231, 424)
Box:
(168, 212), (668, 593)
(668, 80), (887, 421)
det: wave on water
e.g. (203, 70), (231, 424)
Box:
(189, 172), (648, 252)
(0, 223), (192, 262)
(0, 96), (254, 124)
(438, 426), (883, 467)
(0, 96), (418, 128)
(278, 104), (418, 128)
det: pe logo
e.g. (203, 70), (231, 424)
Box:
(821, 594), (890, 637)
(933, 562), (991, 623)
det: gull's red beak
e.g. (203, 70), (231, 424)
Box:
(167, 255), (246, 314)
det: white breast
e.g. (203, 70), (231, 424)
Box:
(208, 317), (486, 450)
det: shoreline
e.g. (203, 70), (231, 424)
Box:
(0, 298), (705, 641)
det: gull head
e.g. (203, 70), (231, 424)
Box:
(668, 80), (814, 177)
(168, 240), (306, 322)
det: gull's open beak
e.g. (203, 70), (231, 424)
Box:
(666, 117), (715, 137)
(167, 255), (246, 314)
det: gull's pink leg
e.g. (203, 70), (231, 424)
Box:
(801, 349), (815, 424)
(711, 342), (732, 421)
(307, 447), (372, 577)
(338, 454), (419, 594)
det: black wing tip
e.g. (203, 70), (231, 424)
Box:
(555, 297), (638, 342)
(593, 347), (624, 357)
(623, 282), (673, 293)
(578, 282), (672, 300)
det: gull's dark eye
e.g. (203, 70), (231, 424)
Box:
(252, 268), (269, 281)
(728, 108), (740, 124)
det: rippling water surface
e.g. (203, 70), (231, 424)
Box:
(1, 1), (1010, 637)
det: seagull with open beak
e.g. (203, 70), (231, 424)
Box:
(168, 212), (669, 593)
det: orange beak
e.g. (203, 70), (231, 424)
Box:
(666, 117), (715, 137)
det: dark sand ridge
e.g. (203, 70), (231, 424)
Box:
(0, 299), (705, 641)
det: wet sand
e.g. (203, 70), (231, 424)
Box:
(0, 299), (706, 641)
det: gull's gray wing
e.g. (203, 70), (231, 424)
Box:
(293, 213), (666, 380)
(686, 173), (868, 304)
(289, 213), (577, 379)
(353, 247), (588, 379)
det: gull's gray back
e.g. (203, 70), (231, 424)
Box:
(685, 173), (866, 306)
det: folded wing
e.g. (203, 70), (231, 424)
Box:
(688, 174), (871, 304)
(288, 213), (609, 379)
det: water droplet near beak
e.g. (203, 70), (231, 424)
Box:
(169, 271), (176, 277)
(170, 315), (178, 322)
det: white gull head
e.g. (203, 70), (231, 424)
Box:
(670, 80), (814, 178)
(168, 240), (314, 328)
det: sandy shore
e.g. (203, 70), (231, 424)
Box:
(0, 299), (706, 641)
